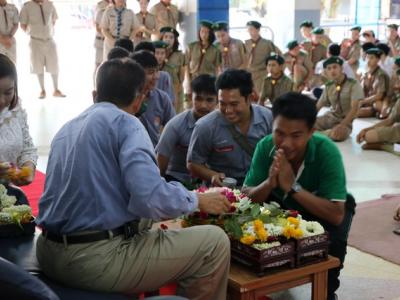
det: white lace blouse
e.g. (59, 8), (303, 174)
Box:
(0, 103), (38, 167)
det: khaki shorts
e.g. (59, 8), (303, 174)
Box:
(375, 124), (400, 143)
(29, 38), (59, 74)
(316, 112), (352, 140)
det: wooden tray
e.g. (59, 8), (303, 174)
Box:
(295, 232), (330, 267)
(0, 217), (35, 238)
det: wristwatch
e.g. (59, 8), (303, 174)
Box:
(287, 182), (302, 197)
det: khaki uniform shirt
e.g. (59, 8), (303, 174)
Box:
(135, 11), (156, 42)
(388, 37), (400, 57)
(245, 38), (281, 73)
(390, 98), (400, 122)
(149, 2), (179, 30)
(0, 3), (18, 36)
(215, 38), (246, 71)
(301, 41), (327, 68)
(164, 50), (186, 88)
(346, 40), (361, 70)
(319, 77), (364, 119)
(20, 0), (58, 40)
(94, 0), (108, 47)
(260, 74), (293, 104)
(361, 67), (389, 98)
(101, 7), (138, 39)
(186, 41), (221, 79)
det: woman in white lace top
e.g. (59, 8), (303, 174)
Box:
(0, 54), (38, 188)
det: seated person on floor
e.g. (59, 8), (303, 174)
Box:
(187, 69), (273, 187)
(376, 43), (394, 76)
(130, 50), (176, 147)
(36, 58), (232, 299)
(357, 89), (400, 155)
(0, 54), (37, 204)
(156, 74), (218, 184)
(315, 56), (363, 142)
(358, 48), (391, 119)
(258, 53), (293, 107)
(243, 92), (354, 300)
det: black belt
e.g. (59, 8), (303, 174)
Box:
(96, 36), (105, 41)
(31, 36), (52, 42)
(43, 222), (139, 244)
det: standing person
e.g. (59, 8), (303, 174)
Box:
(156, 74), (218, 183)
(245, 20), (282, 95)
(36, 57), (231, 300)
(134, 0), (156, 45)
(387, 23), (400, 57)
(341, 26), (362, 75)
(302, 27), (327, 69)
(101, 0), (138, 61)
(20, 0), (65, 99)
(160, 26), (186, 113)
(149, 0), (179, 32)
(213, 21), (247, 71)
(299, 20), (313, 42)
(93, 0), (110, 81)
(0, 0), (19, 64)
(259, 54), (293, 106)
(377, 43), (394, 76)
(186, 20), (221, 84)
(362, 30), (379, 44)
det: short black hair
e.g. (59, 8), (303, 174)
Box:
(191, 74), (217, 95)
(328, 43), (340, 56)
(272, 92), (317, 129)
(114, 38), (134, 53)
(376, 43), (390, 56)
(134, 41), (155, 53)
(107, 47), (130, 60)
(96, 58), (145, 107)
(362, 42), (375, 52)
(130, 50), (158, 69)
(215, 69), (253, 98)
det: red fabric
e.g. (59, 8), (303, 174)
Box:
(20, 170), (46, 217)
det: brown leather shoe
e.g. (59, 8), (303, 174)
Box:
(53, 90), (66, 97)
(39, 90), (46, 99)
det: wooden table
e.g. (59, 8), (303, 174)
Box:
(228, 256), (340, 300)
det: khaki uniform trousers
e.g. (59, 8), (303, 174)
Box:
(29, 37), (59, 74)
(376, 124), (400, 143)
(37, 225), (230, 300)
(316, 112), (352, 141)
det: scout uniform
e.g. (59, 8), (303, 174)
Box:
(387, 24), (400, 57)
(155, 110), (196, 183)
(259, 54), (293, 105)
(149, 1), (179, 31)
(0, 2), (18, 63)
(134, 10), (156, 44)
(139, 88), (176, 147)
(344, 26), (362, 74)
(101, 6), (138, 60)
(245, 21), (282, 94)
(94, 0), (108, 65)
(316, 57), (364, 139)
(302, 27), (327, 68)
(213, 21), (247, 71)
(20, 0), (59, 75)
(186, 21), (221, 80)
(283, 40), (313, 91)
(375, 97), (400, 143)
(187, 104), (273, 186)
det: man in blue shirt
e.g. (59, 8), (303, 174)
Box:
(36, 58), (231, 299)
(187, 69), (273, 186)
(131, 50), (176, 146)
(156, 74), (218, 183)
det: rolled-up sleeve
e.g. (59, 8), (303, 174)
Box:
(118, 117), (197, 220)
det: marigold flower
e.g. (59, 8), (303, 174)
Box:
(18, 167), (32, 179)
(283, 225), (296, 239)
(256, 228), (268, 242)
(240, 234), (256, 245)
(293, 227), (303, 239)
(287, 217), (299, 227)
(253, 219), (264, 231)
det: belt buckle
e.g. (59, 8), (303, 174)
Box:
(124, 221), (138, 239)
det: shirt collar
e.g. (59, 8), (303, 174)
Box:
(187, 110), (197, 129)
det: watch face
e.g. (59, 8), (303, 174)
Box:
(293, 182), (302, 192)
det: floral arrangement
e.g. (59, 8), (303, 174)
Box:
(0, 162), (32, 183)
(182, 187), (325, 250)
(0, 184), (32, 226)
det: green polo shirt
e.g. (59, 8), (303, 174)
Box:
(244, 133), (347, 213)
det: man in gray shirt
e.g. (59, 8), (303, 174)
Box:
(156, 74), (218, 183)
(187, 69), (273, 186)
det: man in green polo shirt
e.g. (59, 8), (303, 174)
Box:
(243, 92), (354, 300)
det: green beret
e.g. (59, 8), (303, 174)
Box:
(312, 27), (324, 35)
(160, 26), (179, 37)
(199, 20), (214, 29)
(212, 21), (228, 31)
(153, 40), (169, 49)
(246, 20), (261, 29)
(365, 47), (383, 57)
(394, 56), (400, 67)
(323, 56), (343, 68)
(287, 40), (299, 50)
(350, 26), (361, 32)
(388, 23), (399, 30)
(266, 53), (285, 65)
(300, 20), (313, 28)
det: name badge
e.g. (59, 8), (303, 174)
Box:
(214, 145), (234, 152)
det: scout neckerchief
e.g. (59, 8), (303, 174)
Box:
(289, 53), (297, 75)
(333, 74), (348, 114)
(37, 2), (46, 26)
(115, 7), (125, 39)
(1, 3), (8, 29)
(137, 11), (147, 39)
(248, 37), (261, 67)
(364, 66), (379, 97)
(221, 38), (232, 69)
(269, 73), (284, 102)
(197, 41), (210, 73)
(161, 1), (176, 28)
